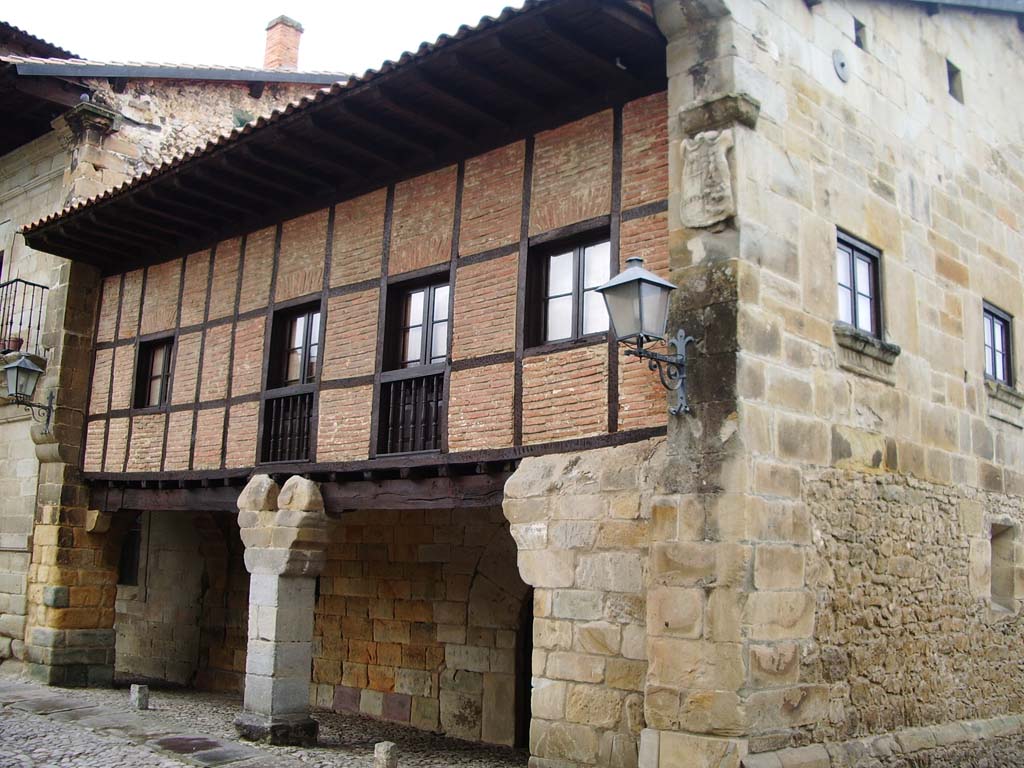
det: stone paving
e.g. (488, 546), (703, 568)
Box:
(0, 672), (528, 768)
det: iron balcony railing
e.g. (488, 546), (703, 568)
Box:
(0, 279), (48, 357)
(261, 390), (314, 463)
(378, 367), (444, 455)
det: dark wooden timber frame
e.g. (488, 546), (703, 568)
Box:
(24, 0), (667, 272)
(55, 0), (671, 514)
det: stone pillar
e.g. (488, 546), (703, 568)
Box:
(23, 257), (110, 685)
(503, 440), (655, 768)
(235, 474), (328, 746)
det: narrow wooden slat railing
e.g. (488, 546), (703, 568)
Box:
(378, 370), (444, 454)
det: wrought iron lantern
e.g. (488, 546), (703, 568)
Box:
(2, 355), (54, 432)
(596, 256), (695, 415)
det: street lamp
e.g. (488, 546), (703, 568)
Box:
(596, 257), (695, 415)
(2, 355), (54, 433)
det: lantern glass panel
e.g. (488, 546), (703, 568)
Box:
(603, 281), (642, 340)
(640, 280), (671, 340)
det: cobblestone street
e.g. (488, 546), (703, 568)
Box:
(0, 672), (528, 768)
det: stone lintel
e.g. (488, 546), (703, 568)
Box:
(679, 92), (761, 137)
(234, 711), (318, 746)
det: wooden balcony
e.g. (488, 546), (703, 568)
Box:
(377, 367), (444, 455)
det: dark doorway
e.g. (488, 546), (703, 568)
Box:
(514, 588), (534, 749)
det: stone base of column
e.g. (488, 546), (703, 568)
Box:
(234, 712), (319, 746)
(25, 628), (115, 687)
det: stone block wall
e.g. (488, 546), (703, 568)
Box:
(313, 506), (530, 747)
(504, 439), (659, 768)
(718, 0), (1024, 756)
(806, 471), (1024, 742)
(111, 509), (248, 692)
(638, 0), (1024, 764)
(0, 131), (68, 660)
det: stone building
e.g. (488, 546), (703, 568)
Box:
(0, 18), (343, 663)
(13, 0), (1024, 766)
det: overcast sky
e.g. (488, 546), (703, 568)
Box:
(5, 0), (520, 75)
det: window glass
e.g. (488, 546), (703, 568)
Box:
(983, 305), (1013, 385)
(433, 285), (450, 322)
(583, 242), (610, 288)
(307, 312), (320, 382)
(393, 282), (449, 369)
(546, 294), (573, 341)
(534, 238), (612, 345)
(582, 290), (609, 335)
(135, 338), (172, 408)
(836, 234), (881, 338)
(548, 253), (573, 297)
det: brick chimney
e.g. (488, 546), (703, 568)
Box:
(264, 15), (303, 70)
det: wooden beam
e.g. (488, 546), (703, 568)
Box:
(321, 474), (509, 511)
(306, 113), (401, 169)
(213, 153), (306, 197)
(84, 210), (168, 248)
(408, 69), (509, 132)
(93, 484), (240, 513)
(191, 167), (274, 208)
(375, 89), (476, 143)
(491, 33), (582, 92)
(33, 228), (122, 268)
(62, 217), (148, 253)
(536, 17), (641, 88)
(135, 189), (222, 229)
(453, 53), (548, 111)
(123, 196), (208, 238)
(594, 2), (668, 41)
(340, 104), (436, 156)
(242, 140), (348, 187)
(170, 175), (259, 216)
(10, 75), (88, 108)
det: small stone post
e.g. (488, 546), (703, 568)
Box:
(374, 742), (399, 768)
(234, 474), (328, 746)
(129, 683), (149, 710)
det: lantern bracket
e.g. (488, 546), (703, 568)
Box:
(624, 329), (695, 415)
(8, 390), (54, 433)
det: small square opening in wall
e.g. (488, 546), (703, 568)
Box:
(854, 18), (867, 50)
(947, 59), (963, 103)
(991, 523), (1016, 611)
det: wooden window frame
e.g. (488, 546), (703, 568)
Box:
(836, 231), (883, 339)
(133, 337), (173, 409)
(383, 279), (451, 372)
(526, 232), (611, 349)
(983, 302), (1013, 386)
(267, 303), (321, 392)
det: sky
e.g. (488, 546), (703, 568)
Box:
(4, 0), (521, 75)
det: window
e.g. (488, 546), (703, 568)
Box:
(262, 304), (320, 463)
(377, 280), (449, 455)
(990, 524), (1017, 611)
(947, 59), (963, 103)
(392, 282), (449, 369)
(983, 303), (1012, 385)
(268, 305), (320, 388)
(836, 232), (881, 338)
(134, 338), (173, 408)
(853, 18), (867, 50)
(117, 512), (143, 587)
(529, 237), (610, 346)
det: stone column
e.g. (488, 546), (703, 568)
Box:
(235, 474), (328, 746)
(24, 258), (111, 685)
